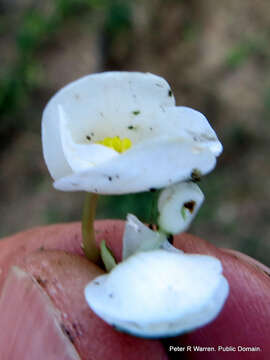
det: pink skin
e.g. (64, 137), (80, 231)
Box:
(0, 221), (269, 359)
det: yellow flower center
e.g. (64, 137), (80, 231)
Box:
(96, 136), (132, 153)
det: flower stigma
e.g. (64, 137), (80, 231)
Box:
(96, 136), (132, 153)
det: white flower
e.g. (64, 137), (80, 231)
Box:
(158, 181), (204, 234)
(42, 72), (222, 194)
(84, 249), (229, 338)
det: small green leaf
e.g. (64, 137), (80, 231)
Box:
(100, 240), (117, 272)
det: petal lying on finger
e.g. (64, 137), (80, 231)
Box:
(85, 250), (228, 338)
(54, 137), (216, 194)
(1, 221), (269, 358)
(122, 214), (168, 260)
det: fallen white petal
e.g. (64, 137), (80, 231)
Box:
(54, 137), (216, 194)
(158, 182), (204, 234)
(122, 214), (169, 260)
(84, 250), (229, 338)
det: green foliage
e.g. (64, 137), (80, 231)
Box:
(226, 38), (268, 69)
(104, 0), (132, 35)
(226, 43), (253, 69)
(17, 11), (51, 55)
(97, 191), (159, 225)
(182, 22), (199, 42)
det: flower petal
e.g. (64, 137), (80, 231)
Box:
(158, 182), (204, 234)
(122, 214), (167, 260)
(54, 137), (216, 194)
(157, 107), (222, 156)
(59, 105), (118, 172)
(42, 72), (175, 180)
(84, 250), (229, 338)
(42, 105), (72, 180)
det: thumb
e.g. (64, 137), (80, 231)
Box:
(0, 222), (166, 360)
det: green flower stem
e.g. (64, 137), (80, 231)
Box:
(82, 193), (100, 263)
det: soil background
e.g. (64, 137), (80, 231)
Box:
(0, 0), (270, 265)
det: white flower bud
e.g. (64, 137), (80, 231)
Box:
(158, 182), (204, 234)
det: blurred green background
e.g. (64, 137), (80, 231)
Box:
(0, 0), (270, 265)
